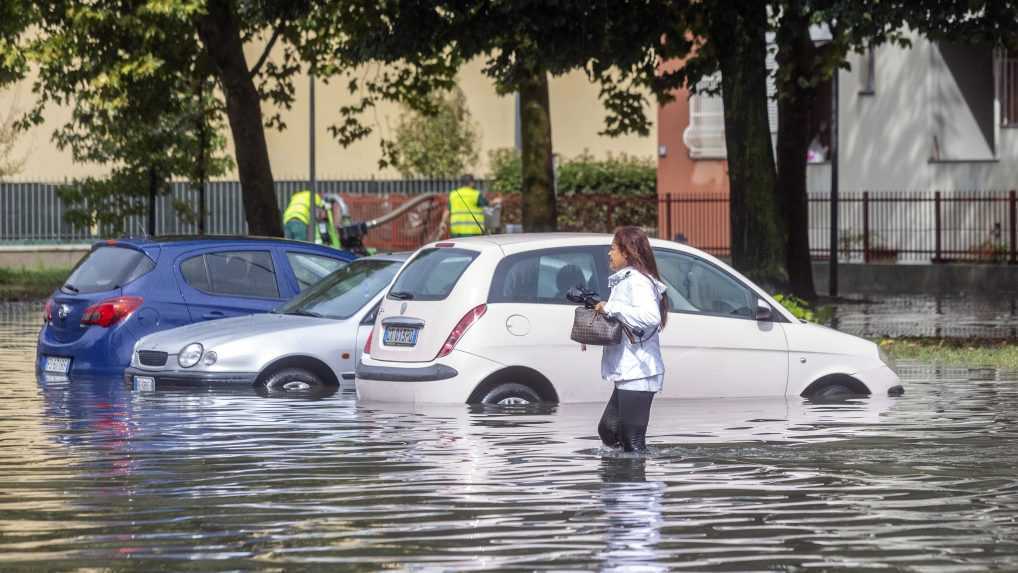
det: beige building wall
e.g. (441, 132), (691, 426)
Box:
(1, 54), (655, 182)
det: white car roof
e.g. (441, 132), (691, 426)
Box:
(422, 233), (797, 323)
(429, 232), (704, 257)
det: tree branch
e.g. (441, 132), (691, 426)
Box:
(249, 24), (282, 78)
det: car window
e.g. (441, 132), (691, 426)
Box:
(654, 249), (756, 318)
(63, 246), (155, 294)
(277, 259), (400, 320)
(180, 255), (211, 292)
(388, 248), (479, 301)
(489, 248), (601, 304)
(203, 251), (279, 298)
(287, 251), (348, 292)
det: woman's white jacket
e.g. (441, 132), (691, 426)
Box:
(600, 267), (667, 383)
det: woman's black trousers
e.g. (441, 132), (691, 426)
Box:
(598, 387), (655, 452)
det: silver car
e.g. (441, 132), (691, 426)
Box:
(124, 252), (410, 397)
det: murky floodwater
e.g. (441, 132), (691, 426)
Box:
(4, 302), (1018, 571)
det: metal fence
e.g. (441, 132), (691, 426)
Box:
(0, 178), (479, 243)
(660, 191), (1018, 264)
(4, 181), (1017, 265)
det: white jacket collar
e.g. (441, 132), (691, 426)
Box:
(609, 266), (668, 293)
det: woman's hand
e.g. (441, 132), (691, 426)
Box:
(594, 302), (606, 315)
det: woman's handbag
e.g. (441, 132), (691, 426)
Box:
(570, 306), (634, 346)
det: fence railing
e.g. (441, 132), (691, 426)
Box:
(3, 180), (1017, 265)
(0, 179), (481, 245)
(658, 191), (1018, 264)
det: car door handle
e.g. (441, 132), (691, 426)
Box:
(202, 311), (226, 319)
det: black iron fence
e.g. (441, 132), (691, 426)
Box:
(0, 178), (478, 243)
(3, 180), (1017, 265)
(659, 191), (1018, 264)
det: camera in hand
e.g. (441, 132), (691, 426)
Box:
(565, 285), (602, 309)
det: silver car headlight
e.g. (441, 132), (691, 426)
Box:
(878, 345), (896, 371)
(178, 343), (204, 368)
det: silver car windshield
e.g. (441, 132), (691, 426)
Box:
(277, 259), (400, 320)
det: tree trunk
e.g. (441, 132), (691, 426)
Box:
(519, 71), (556, 232)
(711, 3), (787, 289)
(196, 0), (282, 237)
(775, 1), (818, 300)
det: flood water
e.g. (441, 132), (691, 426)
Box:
(4, 302), (1018, 571)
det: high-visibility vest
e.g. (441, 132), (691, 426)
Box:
(448, 186), (485, 236)
(283, 190), (324, 226)
(283, 190), (340, 248)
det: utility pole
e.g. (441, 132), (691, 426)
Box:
(829, 66), (839, 297)
(306, 72), (317, 242)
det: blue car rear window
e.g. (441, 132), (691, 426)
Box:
(63, 246), (155, 294)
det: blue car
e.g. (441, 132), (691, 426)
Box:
(37, 236), (356, 378)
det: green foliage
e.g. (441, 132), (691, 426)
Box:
(879, 337), (1018, 370)
(391, 87), (480, 178)
(487, 148), (522, 195)
(488, 150), (657, 231)
(0, 266), (73, 301)
(0, 104), (23, 180)
(772, 293), (816, 322)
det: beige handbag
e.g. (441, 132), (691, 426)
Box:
(570, 307), (635, 346)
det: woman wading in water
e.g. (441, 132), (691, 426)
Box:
(593, 226), (669, 452)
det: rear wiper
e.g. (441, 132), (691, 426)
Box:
(389, 290), (414, 300)
(62, 283), (79, 293)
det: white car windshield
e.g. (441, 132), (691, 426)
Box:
(277, 259), (401, 320)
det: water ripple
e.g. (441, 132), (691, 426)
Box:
(2, 302), (1018, 570)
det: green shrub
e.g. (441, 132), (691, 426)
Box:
(772, 293), (815, 322)
(486, 150), (656, 231)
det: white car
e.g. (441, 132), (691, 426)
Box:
(355, 234), (902, 405)
(125, 253), (409, 397)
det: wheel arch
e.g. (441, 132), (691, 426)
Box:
(256, 355), (340, 388)
(799, 373), (870, 398)
(467, 366), (559, 404)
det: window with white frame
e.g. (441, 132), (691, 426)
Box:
(682, 73), (727, 159)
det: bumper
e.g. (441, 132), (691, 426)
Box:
(124, 366), (258, 389)
(37, 324), (136, 378)
(853, 364), (904, 396)
(355, 350), (501, 403)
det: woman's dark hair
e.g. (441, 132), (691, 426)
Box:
(612, 226), (668, 328)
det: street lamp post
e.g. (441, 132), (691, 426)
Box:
(307, 72), (317, 242)
(829, 66), (839, 297)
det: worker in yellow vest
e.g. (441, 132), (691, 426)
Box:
(446, 174), (488, 237)
(282, 190), (340, 248)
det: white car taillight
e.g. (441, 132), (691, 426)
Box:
(364, 328), (374, 355)
(436, 304), (486, 359)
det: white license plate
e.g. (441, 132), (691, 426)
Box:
(43, 356), (71, 374)
(383, 326), (420, 347)
(133, 376), (156, 392)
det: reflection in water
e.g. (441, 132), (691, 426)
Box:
(599, 456), (667, 573)
(4, 302), (1018, 569)
(827, 294), (1018, 339)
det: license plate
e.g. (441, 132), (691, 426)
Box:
(43, 356), (71, 374)
(133, 376), (156, 392)
(383, 326), (420, 347)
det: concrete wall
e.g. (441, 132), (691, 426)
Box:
(813, 261), (1018, 296)
(0, 245), (89, 270)
(840, 33), (1018, 192)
